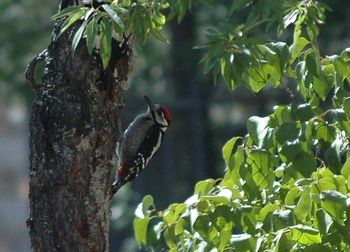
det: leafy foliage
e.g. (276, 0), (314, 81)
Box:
(132, 0), (350, 251)
(52, 0), (170, 68)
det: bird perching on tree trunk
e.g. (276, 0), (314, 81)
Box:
(25, 0), (172, 250)
(25, 0), (132, 251)
(112, 96), (172, 195)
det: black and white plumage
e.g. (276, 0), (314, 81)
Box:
(111, 96), (172, 195)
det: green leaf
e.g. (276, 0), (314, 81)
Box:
(292, 151), (317, 177)
(247, 150), (275, 189)
(59, 9), (87, 35)
(247, 116), (269, 147)
(320, 190), (347, 223)
(99, 17), (112, 69)
(229, 0), (250, 15)
(218, 226), (231, 250)
(341, 157), (350, 180)
(290, 225), (322, 245)
(315, 124), (336, 143)
(102, 4), (124, 29)
(142, 195), (154, 214)
(267, 42), (290, 73)
(163, 225), (176, 248)
(135, 194), (154, 218)
(86, 17), (97, 55)
(223, 145), (245, 185)
(306, 51), (320, 77)
(275, 122), (300, 144)
(152, 12), (166, 26)
(272, 209), (294, 231)
(163, 208), (177, 225)
(304, 244), (333, 252)
(294, 186), (311, 221)
(193, 215), (217, 241)
(222, 137), (239, 165)
(285, 187), (301, 205)
(259, 203), (280, 220)
(324, 138), (343, 172)
(312, 75), (332, 100)
(200, 189), (232, 204)
(194, 179), (215, 194)
(295, 61), (309, 99)
(279, 140), (302, 163)
(163, 203), (186, 225)
(291, 103), (315, 122)
(71, 20), (87, 55)
(316, 208), (333, 237)
(269, 105), (293, 127)
(51, 6), (85, 20)
(333, 55), (350, 81)
(317, 176), (338, 192)
(290, 37), (309, 63)
(344, 97), (350, 117)
(133, 217), (150, 245)
(248, 67), (265, 92)
(220, 57), (235, 90)
(151, 29), (168, 43)
(174, 218), (186, 235)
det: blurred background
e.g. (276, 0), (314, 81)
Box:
(0, 0), (349, 251)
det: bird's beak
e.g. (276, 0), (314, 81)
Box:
(144, 96), (155, 112)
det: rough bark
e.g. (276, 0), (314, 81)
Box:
(26, 18), (131, 251)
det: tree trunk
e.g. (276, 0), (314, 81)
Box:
(26, 18), (131, 251)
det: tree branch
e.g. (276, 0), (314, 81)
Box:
(25, 49), (47, 90)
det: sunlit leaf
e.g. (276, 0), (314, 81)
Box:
(247, 150), (275, 189)
(320, 190), (347, 223)
(294, 187), (311, 221)
(290, 225), (322, 245)
(134, 217), (150, 245)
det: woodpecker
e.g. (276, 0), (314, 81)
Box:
(111, 96), (172, 195)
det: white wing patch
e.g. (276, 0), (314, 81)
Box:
(145, 132), (163, 167)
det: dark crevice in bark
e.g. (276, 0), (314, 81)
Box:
(27, 16), (132, 251)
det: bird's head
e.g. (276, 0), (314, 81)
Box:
(145, 96), (172, 128)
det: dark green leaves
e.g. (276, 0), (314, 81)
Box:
(99, 17), (112, 69)
(102, 4), (124, 30)
(59, 8), (88, 35)
(71, 20), (87, 55)
(52, 1), (169, 69)
(85, 17), (97, 55)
